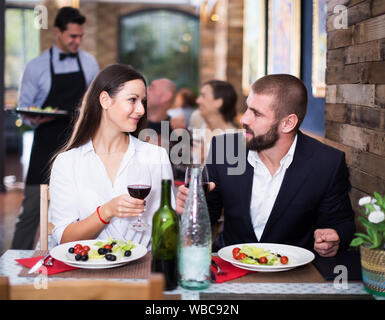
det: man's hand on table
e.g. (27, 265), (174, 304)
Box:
(313, 228), (340, 257)
(176, 182), (215, 215)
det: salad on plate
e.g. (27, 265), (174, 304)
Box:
(232, 245), (289, 266)
(66, 237), (136, 263)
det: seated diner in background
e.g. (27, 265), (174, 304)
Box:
(176, 74), (355, 257)
(49, 64), (174, 248)
(169, 87), (197, 130)
(189, 80), (239, 164)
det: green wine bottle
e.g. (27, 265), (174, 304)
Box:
(151, 179), (179, 290)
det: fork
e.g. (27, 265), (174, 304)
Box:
(211, 259), (226, 276)
(43, 256), (54, 267)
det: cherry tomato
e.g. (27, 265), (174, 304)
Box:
(232, 247), (241, 259)
(74, 244), (82, 250)
(238, 253), (247, 260)
(82, 246), (90, 252)
(74, 247), (82, 255)
(259, 256), (268, 264)
(104, 244), (112, 250)
(280, 256), (289, 264)
(79, 250), (88, 256)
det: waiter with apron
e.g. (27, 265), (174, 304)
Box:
(12, 7), (99, 249)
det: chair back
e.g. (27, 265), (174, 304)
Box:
(1, 274), (165, 300)
(40, 184), (54, 250)
(0, 277), (9, 300)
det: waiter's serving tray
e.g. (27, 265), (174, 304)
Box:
(15, 108), (68, 117)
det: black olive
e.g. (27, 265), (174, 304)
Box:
(68, 247), (74, 254)
(124, 250), (132, 257)
(98, 248), (106, 255)
(105, 254), (116, 261)
(110, 242), (117, 247)
(80, 255), (88, 261)
(106, 248), (112, 253)
(75, 254), (81, 261)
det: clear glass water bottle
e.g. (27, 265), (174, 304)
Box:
(178, 165), (212, 290)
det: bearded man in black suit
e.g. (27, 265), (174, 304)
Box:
(176, 74), (355, 257)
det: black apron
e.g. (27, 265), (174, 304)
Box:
(26, 47), (86, 185)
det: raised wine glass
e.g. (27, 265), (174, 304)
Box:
(184, 164), (210, 197)
(127, 163), (152, 232)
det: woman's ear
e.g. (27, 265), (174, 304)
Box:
(281, 114), (298, 133)
(99, 91), (111, 110)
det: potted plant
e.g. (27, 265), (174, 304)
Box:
(350, 192), (385, 297)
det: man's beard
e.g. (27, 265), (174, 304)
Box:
(244, 121), (280, 152)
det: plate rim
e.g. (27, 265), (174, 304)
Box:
(50, 239), (147, 268)
(218, 242), (315, 271)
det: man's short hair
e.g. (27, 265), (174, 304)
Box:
(54, 7), (86, 31)
(251, 74), (308, 131)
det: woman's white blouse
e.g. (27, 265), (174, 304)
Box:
(49, 135), (175, 249)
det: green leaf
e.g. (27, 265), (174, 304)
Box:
(364, 203), (376, 212)
(373, 192), (383, 206)
(367, 227), (376, 242)
(377, 222), (385, 232)
(353, 232), (372, 243)
(370, 230), (380, 249)
(359, 216), (379, 232)
(350, 237), (364, 247)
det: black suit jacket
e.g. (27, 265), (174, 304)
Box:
(206, 131), (355, 253)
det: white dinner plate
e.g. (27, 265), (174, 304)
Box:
(218, 243), (315, 272)
(50, 239), (147, 269)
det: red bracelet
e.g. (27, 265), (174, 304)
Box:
(96, 206), (109, 225)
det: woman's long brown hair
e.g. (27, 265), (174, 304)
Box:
(50, 64), (147, 171)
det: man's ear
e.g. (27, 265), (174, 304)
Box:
(54, 27), (62, 37)
(99, 91), (111, 110)
(281, 114), (298, 133)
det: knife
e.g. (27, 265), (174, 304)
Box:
(28, 253), (50, 274)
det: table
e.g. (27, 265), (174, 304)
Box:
(0, 249), (372, 300)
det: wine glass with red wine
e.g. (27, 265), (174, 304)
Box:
(127, 163), (152, 232)
(184, 164), (210, 197)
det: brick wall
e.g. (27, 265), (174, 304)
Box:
(325, 0), (385, 231)
(199, 0), (244, 112)
(40, 1), (197, 69)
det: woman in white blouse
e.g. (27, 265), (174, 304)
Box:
(49, 64), (173, 248)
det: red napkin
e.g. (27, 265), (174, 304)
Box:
(211, 256), (252, 283)
(15, 256), (78, 275)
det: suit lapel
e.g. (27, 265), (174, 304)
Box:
(260, 132), (314, 241)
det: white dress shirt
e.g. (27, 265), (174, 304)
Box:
(18, 45), (99, 108)
(49, 135), (174, 249)
(248, 135), (298, 240)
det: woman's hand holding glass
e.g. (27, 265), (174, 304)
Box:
(98, 194), (145, 222)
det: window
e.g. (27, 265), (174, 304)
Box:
(119, 9), (199, 92)
(5, 6), (39, 108)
